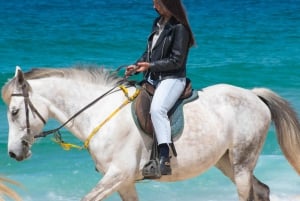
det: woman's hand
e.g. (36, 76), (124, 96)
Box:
(125, 65), (139, 77)
(136, 62), (150, 72)
(125, 62), (150, 77)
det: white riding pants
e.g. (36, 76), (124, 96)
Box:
(150, 78), (186, 145)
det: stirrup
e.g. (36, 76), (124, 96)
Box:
(142, 158), (161, 179)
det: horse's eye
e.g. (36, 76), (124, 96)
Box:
(11, 108), (19, 116)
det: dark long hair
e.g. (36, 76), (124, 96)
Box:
(161, 0), (195, 47)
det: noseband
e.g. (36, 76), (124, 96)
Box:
(11, 84), (46, 144)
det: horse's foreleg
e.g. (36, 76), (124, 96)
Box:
(118, 183), (139, 201)
(81, 174), (120, 201)
(81, 167), (138, 201)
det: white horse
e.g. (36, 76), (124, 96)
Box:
(2, 66), (300, 201)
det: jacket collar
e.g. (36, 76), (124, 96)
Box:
(149, 17), (178, 50)
(152, 16), (178, 33)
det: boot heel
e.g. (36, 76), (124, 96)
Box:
(160, 156), (172, 175)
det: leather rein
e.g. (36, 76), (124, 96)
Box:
(11, 78), (133, 144)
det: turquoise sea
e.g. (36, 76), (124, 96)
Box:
(0, 0), (299, 200)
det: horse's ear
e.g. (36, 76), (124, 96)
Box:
(14, 66), (25, 85)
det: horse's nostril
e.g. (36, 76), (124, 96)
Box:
(9, 151), (16, 159)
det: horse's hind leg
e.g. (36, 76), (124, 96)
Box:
(234, 164), (253, 201)
(216, 152), (270, 201)
(215, 151), (252, 200)
(252, 176), (270, 201)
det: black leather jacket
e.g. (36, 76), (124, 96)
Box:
(136, 17), (191, 81)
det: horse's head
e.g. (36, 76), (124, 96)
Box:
(2, 67), (48, 161)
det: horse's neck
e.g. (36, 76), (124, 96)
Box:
(31, 78), (119, 141)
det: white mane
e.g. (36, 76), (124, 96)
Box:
(2, 65), (125, 104)
(24, 65), (124, 86)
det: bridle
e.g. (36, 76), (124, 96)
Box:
(10, 78), (137, 146)
(9, 66), (139, 149)
(11, 83), (46, 145)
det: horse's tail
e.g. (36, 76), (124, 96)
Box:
(252, 88), (300, 175)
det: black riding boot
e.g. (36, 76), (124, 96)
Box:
(158, 144), (172, 175)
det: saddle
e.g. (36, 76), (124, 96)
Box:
(132, 78), (199, 139)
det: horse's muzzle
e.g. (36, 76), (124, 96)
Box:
(8, 140), (32, 161)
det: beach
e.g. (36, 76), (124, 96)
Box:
(0, 0), (299, 200)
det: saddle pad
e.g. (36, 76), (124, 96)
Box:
(131, 89), (199, 139)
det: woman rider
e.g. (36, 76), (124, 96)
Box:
(126, 0), (195, 175)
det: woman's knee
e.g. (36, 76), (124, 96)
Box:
(150, 105), (167, 118)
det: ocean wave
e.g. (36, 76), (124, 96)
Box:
(271, 194), (300, 201)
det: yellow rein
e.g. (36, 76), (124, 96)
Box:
(52, 85), (140, 150)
